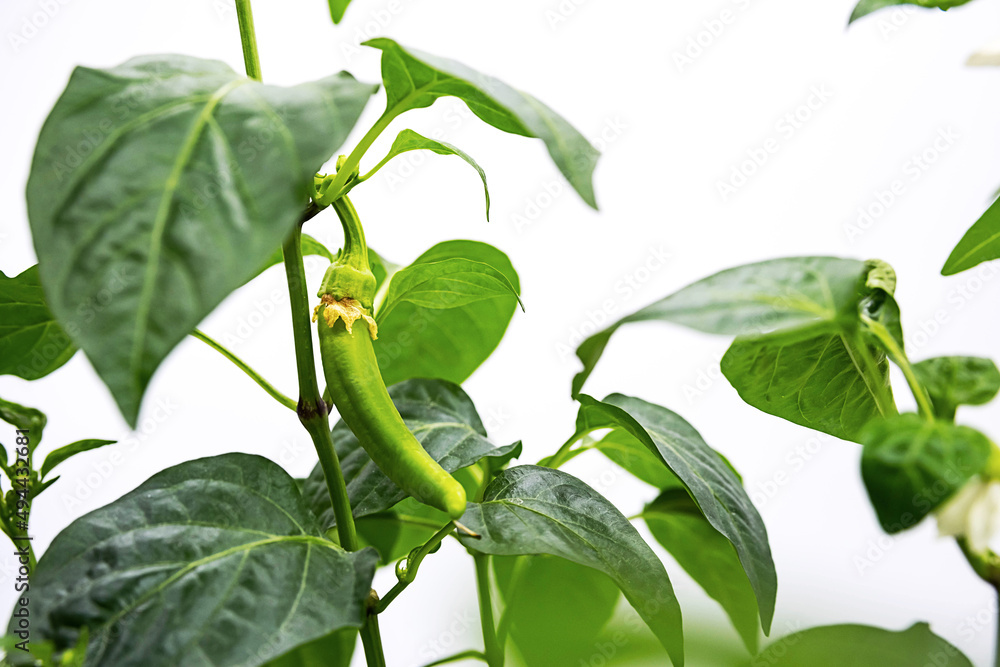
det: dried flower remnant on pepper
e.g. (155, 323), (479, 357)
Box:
(313, 295), (378, 339)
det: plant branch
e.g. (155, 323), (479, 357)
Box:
(863, 315), (935, 421)
(235, 0), (262, 81)
(420, 650), (488, 667)
(376, 522), (456, 613)
(474, 553), (503, 667)
(316, 110), (398, 205)
(191, 329), (296, 411)
(846, 332), (898, 420)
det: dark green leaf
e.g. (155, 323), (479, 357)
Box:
(0, 265), (77, 380)
(376, 257), (521, 322)
(0, 396), (46, 440)
(913, 356), (1000, 420)
(572, 257), (885, 396)
(493, 556), (620, 667)
(29, 55), (377, 426)
(327, 0), (353, 23)
(364, 38), (599, 208)
(304, 378), (518, 525)
(860, 414), (991, 533)
(10, 453), (378, 667)
(40, 438), (116, 479)
(575, 394), (776, 634)
(374, 241), (520, 387)
(643, 488), (761, 654)
(721, 327), (893, 442)
(263, 628), (355, 667)
(942, 194), (1000, 275)
(259, 234), (334, 278)
(362, 129), (490, 219)
(459, 465), (684, 666)
(754, 623), (973, 666)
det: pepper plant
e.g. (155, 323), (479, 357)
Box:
(3, 0), (997, 665)
(0, 1), (784, 666)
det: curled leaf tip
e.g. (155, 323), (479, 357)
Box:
(316, 295), (378, 339)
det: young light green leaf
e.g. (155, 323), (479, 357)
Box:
(850, 0), (975, 23)
(39, 438), (116, 479)
(572, 257), (882, 396)
(755, 623), (973, 666)
(0, 265), (77, 380)
(29, 55), (377, 426)
(943, 195), (1000, 275)
(364, 38), (599, 208)
(304, 379), (518, 525)
(575, 394), (776, 635)
(722, 327), (894, 442)
(493, 556), (621, 667)
(913, 356), (1000, 420)
(860, 414), (991, 533)
(376, 257), (522, 323)
(374, 241), (520, 387)
(8, 453), (378, 667)
(643, 488), (761, 654)
(459, 465), (685, 666)
(361, 129), (490, 219)
(0, 396), (46, 440)
(327, 0), (353, 23)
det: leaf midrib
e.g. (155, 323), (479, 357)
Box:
(128, 77), (249, 394)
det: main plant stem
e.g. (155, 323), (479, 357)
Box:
(474, 554), (503, 667)
(233, 1), (384, 663)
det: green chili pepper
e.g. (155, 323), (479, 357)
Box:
(314, 197), (467, 519)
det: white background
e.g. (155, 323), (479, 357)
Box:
(3, 0), (1000, 664)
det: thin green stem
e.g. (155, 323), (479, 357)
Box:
(191, 329), (296, 411)
(359, 606), (387, 667)
(543, 431), (587, 469)
(995, 590), (1000, 667)
(332, 196), (369, 270)
(234, 0), (262, 80)
(317, 110), (398, 205)
(846, 332), (898, 420)
(474, 553), (503, 667)
(420, 650), (488, 667)
(863, 316), (935, 421)
(377, 521), (456, 612)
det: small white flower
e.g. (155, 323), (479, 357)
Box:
(937, 477), (1000, 554)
